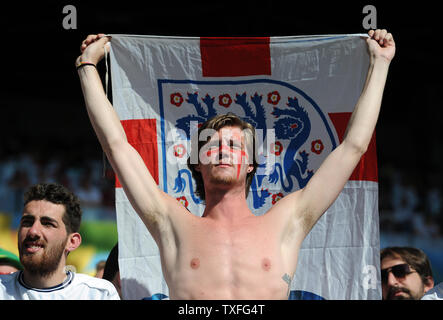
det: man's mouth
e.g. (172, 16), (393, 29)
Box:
(215, 163), (232, 167)
(389, 287), (410, 299)
(23, 242), (44, 254)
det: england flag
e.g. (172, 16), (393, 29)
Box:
(108, 34), (380, 300)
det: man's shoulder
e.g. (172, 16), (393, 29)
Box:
(0, 272), (20, 299)
(72, 273), (120, 299)
(421, 282), (443, 300)
(0, 272), (19, 287)
(73, 272), (115, 289)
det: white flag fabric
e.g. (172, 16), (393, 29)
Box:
(109, 34), (381, 300)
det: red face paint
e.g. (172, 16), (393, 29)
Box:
(205, 144), (249, 180)
(200, 127), (253, 181)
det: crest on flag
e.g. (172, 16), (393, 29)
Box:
(160, 79), (338, 215)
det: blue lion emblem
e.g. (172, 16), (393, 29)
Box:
(159, 79), (336, 213)
(269, 96), (313, 191)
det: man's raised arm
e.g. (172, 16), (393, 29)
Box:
(76, 34), (183, 242)
(275, 29), (395, 238)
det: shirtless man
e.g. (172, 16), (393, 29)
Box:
(77, 29), (395, 299)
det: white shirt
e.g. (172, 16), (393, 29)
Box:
(421, 282), (443, 300)
(0, 271), (120, 300)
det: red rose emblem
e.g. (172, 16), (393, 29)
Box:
(272, 192), (284, 205)
(170, 92), (184, 107)
(176, 196), (189, 208)
(311, 139), (324, 155)
(267, 91), (281, 105)
(270, 141), (283, 156)
(218, 94), (232, 108)
(174, 144), (186, 158)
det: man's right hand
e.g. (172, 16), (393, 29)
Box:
(76, 34), (111, 66)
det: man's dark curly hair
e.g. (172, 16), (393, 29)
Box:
(380, 247), (433, 286)
(23, 183), (82, 234)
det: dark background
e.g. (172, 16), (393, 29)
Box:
(1, 1), (441, 168)
(0, 1), (441, 219)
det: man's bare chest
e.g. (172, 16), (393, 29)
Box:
(166, 217), (291, 299)
(176, 218), (285, 274)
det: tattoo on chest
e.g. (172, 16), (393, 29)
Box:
(282, 273), (293, 296)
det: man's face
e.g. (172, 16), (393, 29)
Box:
(381, 256), (431, 300)
(196, 126), (253, 187)
(18, 200), (71, 277)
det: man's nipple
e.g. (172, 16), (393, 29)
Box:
(262, 258), (272, 271)
(190, 258), (200, 269)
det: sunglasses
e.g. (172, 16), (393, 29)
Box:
(381, 263), (415, 283)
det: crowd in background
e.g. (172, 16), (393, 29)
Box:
(0, 147), (442, 299)
(379, 165), (443, 239)
(0, 148), (442, 239)
(0, 146), (116, 226)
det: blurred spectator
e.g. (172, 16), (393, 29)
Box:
(391, 173), (419, 233)
(95, 260), (106, 278)
(8, 168), (30, 215)
(425, 173), (443, 236)
(426, 174), (442, 218)
(379, 167), (443, 237)
(0, 151), (115, 222)
(381, 247), (434, 300)
(75, 167), (102, 208)
(102, 243), (122, 298)
(0, 248), (23, 275)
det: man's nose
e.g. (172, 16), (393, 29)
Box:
(218, 144), (232, 156)
(386, 271), (399, 286)
(27, 221), (42, 238)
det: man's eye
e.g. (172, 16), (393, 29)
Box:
(42, 221), (56, 228)
(20, 220), (33, 227)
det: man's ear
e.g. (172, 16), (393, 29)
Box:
(424, 276), (435, 293)
(194, 164), (201, 172)
(66, 233), (82, 253)
(247, 164), (254, 173)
